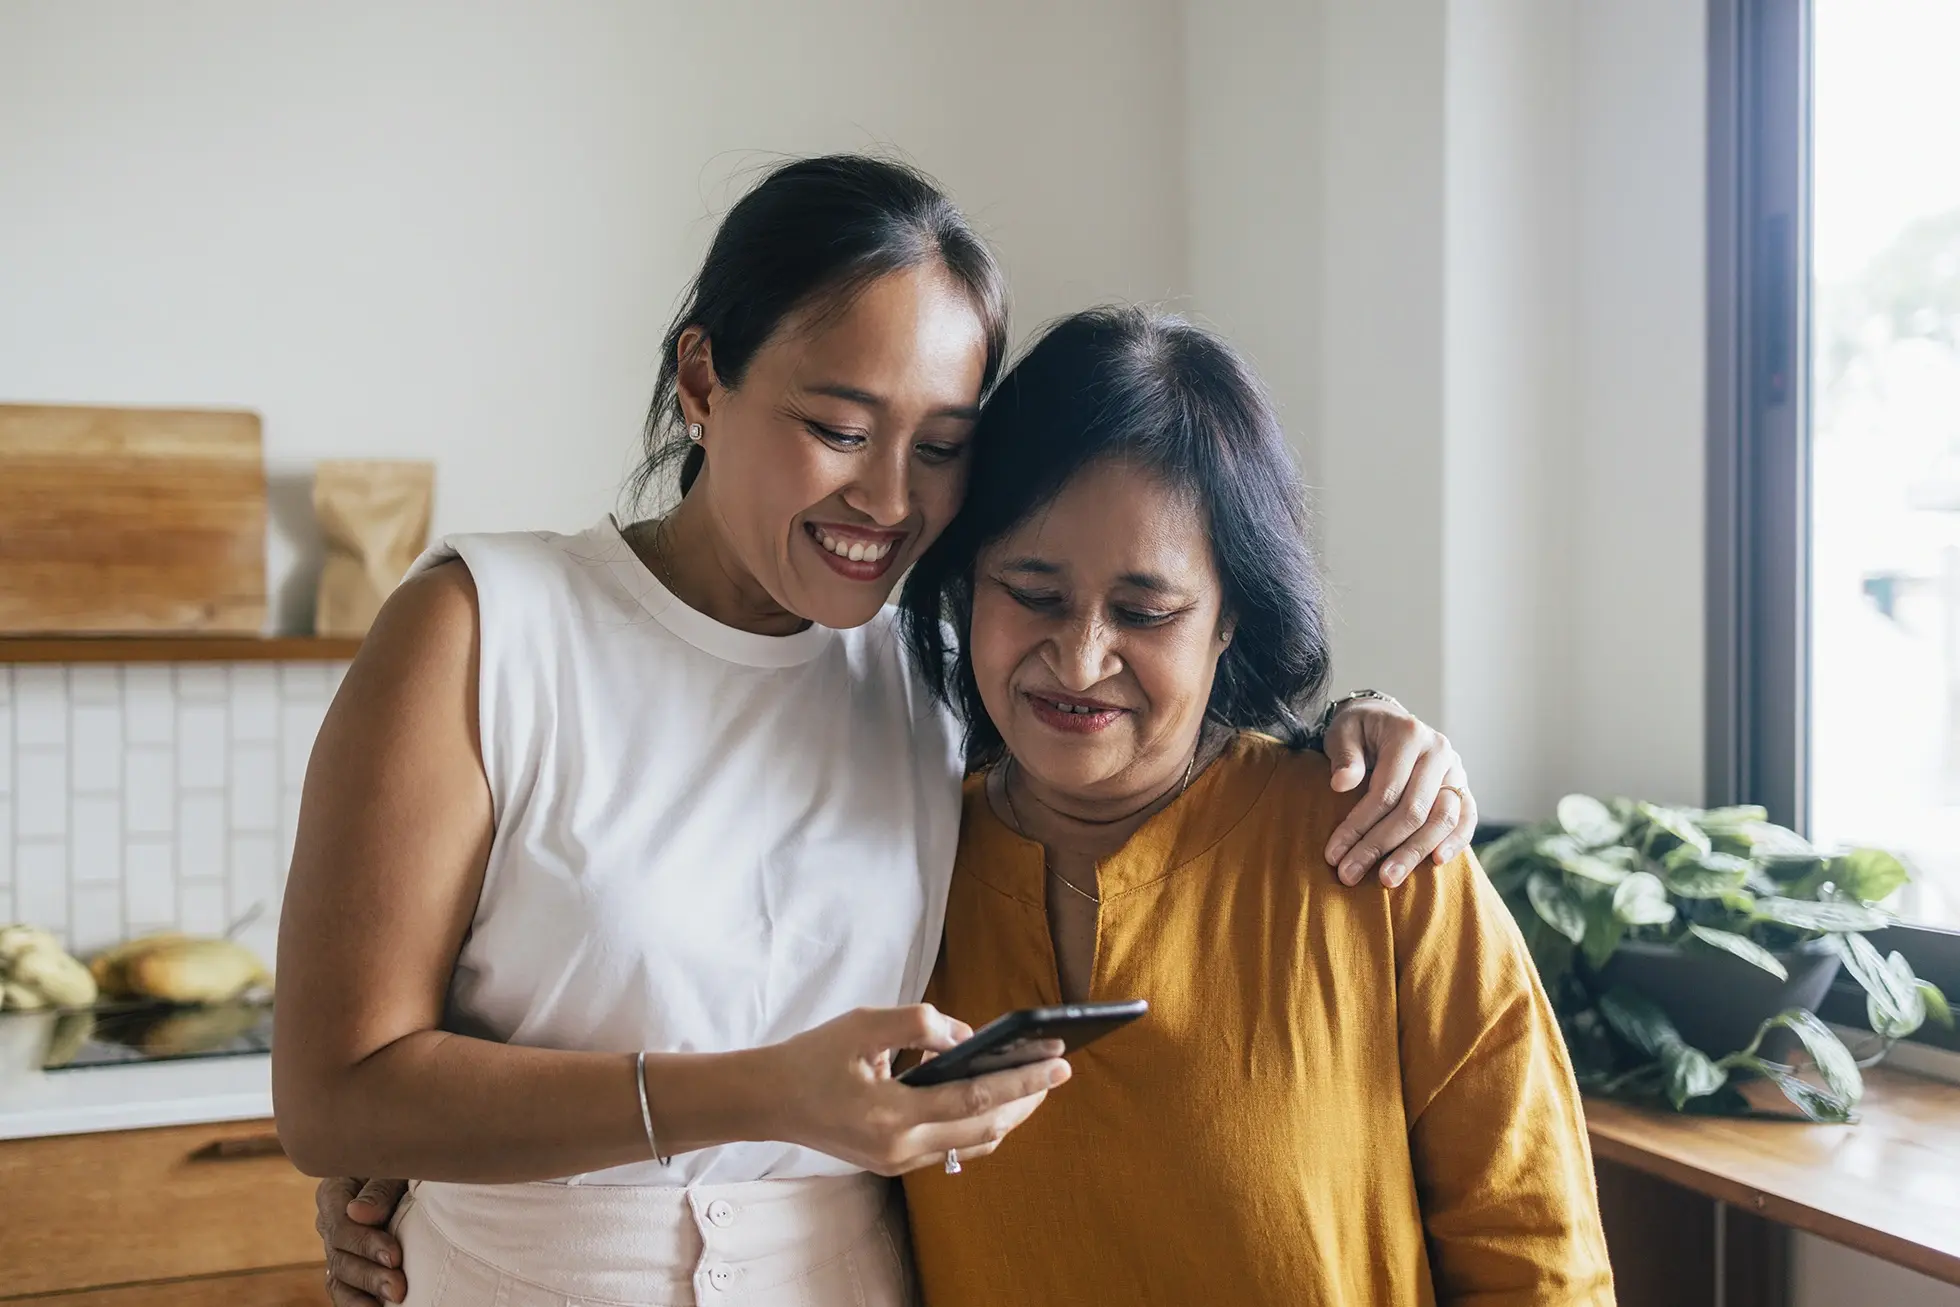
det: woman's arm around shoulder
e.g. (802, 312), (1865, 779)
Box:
(1388, 852), (1618, 1306)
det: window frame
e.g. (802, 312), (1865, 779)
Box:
(1706, 0), (1960, 1052)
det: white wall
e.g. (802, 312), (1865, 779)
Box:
(0, 0), (1187, 629)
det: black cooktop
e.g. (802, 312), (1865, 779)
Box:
(41, 1000), (273, 1071)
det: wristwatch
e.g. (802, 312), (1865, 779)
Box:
(1305, 689), (1405, 751)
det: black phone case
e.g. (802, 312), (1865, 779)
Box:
(896, 1000), (1147, 1087)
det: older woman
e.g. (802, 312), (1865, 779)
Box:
(896, 308), (1614, 1304)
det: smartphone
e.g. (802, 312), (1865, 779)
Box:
(896, 999), (1148, 1087)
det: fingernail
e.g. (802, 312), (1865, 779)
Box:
(1326, 838), (1350, 862)
(379, 1251), (397, 1269)
(1048, 1061), (1071, 1086)
(1338, 861), (1362, 886)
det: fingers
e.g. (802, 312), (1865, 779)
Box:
(1326, 730), (1426, 884)
(858, 1004), (973, 1056)
(1370, 746), (1454, 887)
(910, 1057), (1069, 1125)
(325, 1247), (406, 1305)
(346, 1176), (409, 1226)
(898, 1088), (1050, 1172)
(1380, 788), (1464, 886)
(327, 1267), (383, 1307)
(316, 1176), (361, 1229)
(1321, 710), (1368, 794)
(1432, 763), (1481, 863)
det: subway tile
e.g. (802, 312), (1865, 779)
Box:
(229, 743), (278, 832)
(0, 802), (12, 889)
(72, 796), (122, 885)
(178, 704), (228, 791)
(229, 833), (279, 927)
(125, 747), (175, 834)
(71, 882), (124, 953)
(124, 667), (176, 745)
(16, 748), (68, 838)
(68, 665), (121, 705)
(280, 662), (329, 701)
(0, 704), (12, 793)
(180, 791), (227, 883)
(280, 701), (326, 786)
(14, 667), (67, 747)
(174, 665), (228, 701)
(71, 704), (124, 794)
(230, 664), (280, 741)
(124, 840), (175, 928)
(179, 880), (228, 936)
(15, 842), (68, 935)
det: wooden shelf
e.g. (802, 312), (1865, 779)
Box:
(1585, 1066), (1960, 1286)
(0, 636), (361, 664)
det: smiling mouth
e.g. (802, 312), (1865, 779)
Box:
(1025, 692), (1128, 734)
(805, 522), (905, 582)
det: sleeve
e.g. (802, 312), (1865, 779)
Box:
(1391, 851), (1618, 1306)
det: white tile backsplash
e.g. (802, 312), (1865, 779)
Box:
(72, 704), (124, 793)
(0, 662), (348, 960)
(16, 748), (68, 838)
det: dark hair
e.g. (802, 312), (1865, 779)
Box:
(900, 306), (1330, 768)
(630, 154), (1009, 505)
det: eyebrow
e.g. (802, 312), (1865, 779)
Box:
(998, 558), (1181, 594)
(804, 382), (982, 421)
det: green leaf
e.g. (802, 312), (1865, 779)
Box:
(1662, 850), (1753, 899)
(1635, 803), (1713, 860)
(1557, 794), (1626, 848)
(1829, 932), (1921, 1039)
(1662, 1043), (1729, 1109)
(1827, 849), (1912, 904)
(1918, 980), (1954, 1029)
(1743, 824), (1818, 859)
(1611, 871), (1678, 927)
(1734, 1058), (1857, 1122)
(1597, 986), (1684, 1061)
(1699, 805), (1771, 828)
(1751, 897), (1892, 934)
(1527, 871), (1588, 945)
(1687, 924), (1790, 980)
(1475, 824), (1546, 877)
(1533, 835), (1631, 886)
(1763, 1008), (1864, 1105)
(1581, 892), (1628, 970)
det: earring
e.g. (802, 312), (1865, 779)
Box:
(686, 423), (704, 442)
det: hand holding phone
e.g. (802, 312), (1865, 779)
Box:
(897, 1000), (1147, 1087)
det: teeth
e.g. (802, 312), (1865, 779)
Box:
(813, 528), (894, 563)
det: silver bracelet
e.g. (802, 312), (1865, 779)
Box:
(1306, 689), (1405, 751)
(635, 1050), (671, 1166)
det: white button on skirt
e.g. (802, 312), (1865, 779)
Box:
(393, 1173), (916, 1306)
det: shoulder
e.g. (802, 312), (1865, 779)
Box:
(1226, 733), (1365, 854)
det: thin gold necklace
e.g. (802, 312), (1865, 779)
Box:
(999, 751), (1198, 906)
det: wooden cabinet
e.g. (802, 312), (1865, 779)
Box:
(0, 1118), (326, 1303)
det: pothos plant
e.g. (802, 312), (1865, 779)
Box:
(1481, 796), (1953, 1121)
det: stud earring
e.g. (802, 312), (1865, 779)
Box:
(686, 423), (704, 442)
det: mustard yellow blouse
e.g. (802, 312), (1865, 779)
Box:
(903, 734), (1615, 1306)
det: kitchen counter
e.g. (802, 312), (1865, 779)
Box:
(0, 1051), (272, 1140)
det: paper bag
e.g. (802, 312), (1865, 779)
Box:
(312, 460), (434, 637)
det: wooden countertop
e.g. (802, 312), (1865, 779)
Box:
(0, 635), (361, 663)
(1585, 1066), (1960, 1285)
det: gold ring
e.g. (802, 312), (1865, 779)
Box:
(944, 1149), (963, 1175)
(1440, 783), (1471, 810)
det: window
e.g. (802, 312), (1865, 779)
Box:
(1709, 0), (1960, 1043)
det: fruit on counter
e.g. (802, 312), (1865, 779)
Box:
(0, 924), (99, 1010)
(88, 931), (191, 998)
(122, 938), (272, 1004)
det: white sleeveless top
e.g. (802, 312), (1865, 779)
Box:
(407, 518), (965, 1186)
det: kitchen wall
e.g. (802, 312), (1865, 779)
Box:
(0, 0), (1189, 629)
(0, 662), (345, 967)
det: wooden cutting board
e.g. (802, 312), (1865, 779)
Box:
(0, 403), (267, 634)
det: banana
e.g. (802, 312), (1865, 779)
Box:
(124, 939), (272, 1005)
(0, 925), (61, 966)
(1, 980), (50, 1011)
(89, 932), (191, 998)
(10, 945), (98, 1009)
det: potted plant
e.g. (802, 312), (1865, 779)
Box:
(1482, 796), (1952, 1120)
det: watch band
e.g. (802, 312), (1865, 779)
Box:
(1305, 689), (1405, 751)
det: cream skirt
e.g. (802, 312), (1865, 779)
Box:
(394, 1173), (917, 1306)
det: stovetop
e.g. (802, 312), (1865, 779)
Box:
(41, 1001), (273, 1071)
